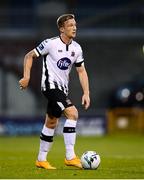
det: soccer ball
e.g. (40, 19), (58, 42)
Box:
(81, 151), (101, 169)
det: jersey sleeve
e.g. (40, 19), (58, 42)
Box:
(74, 45), (84, 67)
(34, 39), (50, 57)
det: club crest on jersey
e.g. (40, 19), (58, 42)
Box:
(71, 51), (75, 57)
(57, 57), (71, 70)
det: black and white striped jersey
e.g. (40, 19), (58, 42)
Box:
(34, 36), (84, 95)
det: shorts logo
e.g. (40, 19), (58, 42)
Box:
(38, 43), (44, 50)
(57, 57), (71, 70)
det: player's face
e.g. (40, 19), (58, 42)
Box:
(62, 18), (77, 39)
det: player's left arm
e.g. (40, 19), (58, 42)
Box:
(76, 64), (90, 110)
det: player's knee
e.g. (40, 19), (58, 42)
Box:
(64, 107), (78, 120)
(72, 110), (78, 120)
(47, 122), (57, 129)
(45, 116), (58, 129)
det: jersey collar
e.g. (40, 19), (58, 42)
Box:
(59, 35), (72, 45)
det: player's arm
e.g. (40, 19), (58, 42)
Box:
(19, 49), (38, 89)
(76, 64), (90, 110)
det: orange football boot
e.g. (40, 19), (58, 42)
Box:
(65, 156), (82, 169)
(36, 160), (56, 170)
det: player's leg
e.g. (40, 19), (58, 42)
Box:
(37, 114), (58, 161)
(36, 114), (58, 169)
(36, 90), (62, 169)
(63, 106), (82, 168)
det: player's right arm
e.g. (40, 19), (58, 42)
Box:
(19, 39), (50, 89)
(19, 50), (38, 89)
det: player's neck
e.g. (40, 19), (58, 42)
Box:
(60, 34), (72, 45)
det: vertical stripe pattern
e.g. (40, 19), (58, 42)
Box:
(43, 55), (50, 90)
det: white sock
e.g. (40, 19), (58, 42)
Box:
(37, 125), (55, 161)
(63, 119), (77, 160)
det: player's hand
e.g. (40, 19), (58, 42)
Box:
(19, 77), (30, 90)
(82, 94), (90, 110)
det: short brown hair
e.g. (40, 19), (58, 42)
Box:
(57, 14), (75, 29)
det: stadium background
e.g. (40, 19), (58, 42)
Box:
(0, 0), (144, 135)
(0, 0), (144, 178)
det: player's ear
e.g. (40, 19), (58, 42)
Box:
(60, 27), (64, 33)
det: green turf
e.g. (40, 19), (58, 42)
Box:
(0, 134), (144, 179)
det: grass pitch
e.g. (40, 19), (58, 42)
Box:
(0, 134), (144, 179)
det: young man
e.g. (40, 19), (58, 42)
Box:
(19, 14), (90, 169)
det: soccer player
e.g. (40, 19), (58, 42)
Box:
(19, 14), (90, 169)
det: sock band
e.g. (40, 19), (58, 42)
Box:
(63, 127), (76, 133)
(40, 133), (53, 142)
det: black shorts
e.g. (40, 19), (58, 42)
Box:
(42, 89), (73, 118)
